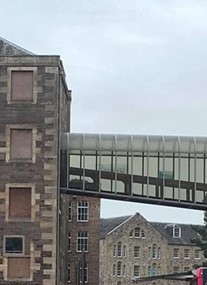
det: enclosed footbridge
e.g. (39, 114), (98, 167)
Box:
(60, 133), (207, 210)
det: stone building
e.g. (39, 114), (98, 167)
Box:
(100, 213), (204, 285)
(0, 37), (71, 284)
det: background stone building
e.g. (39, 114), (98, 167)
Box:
(100, 213), (204, 285)
(0, 38), (71, 285)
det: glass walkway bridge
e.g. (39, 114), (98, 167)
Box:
(60, 133), (207, 210)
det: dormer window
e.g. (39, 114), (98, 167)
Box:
(165, 224), (181, 238)
(173, 225), (181, 238)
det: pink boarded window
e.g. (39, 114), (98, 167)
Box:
(10, 129), (32, 160)
(11, 71), (33, 101)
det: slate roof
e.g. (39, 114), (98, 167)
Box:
(100, 215), (132, 239)
(100, 214), (201, 245)
(151, 222), (200, 245)
(0, 37), (35, 56)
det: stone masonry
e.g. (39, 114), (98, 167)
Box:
(0, 38), (71, 285)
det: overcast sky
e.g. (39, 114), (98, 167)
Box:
(1, 0), (207, 224)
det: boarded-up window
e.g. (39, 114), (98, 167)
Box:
(11, 71), (33, 101)
(8, 257), (30, 279)
(9, 188), (31, 219)
(10, 129), (32, 160)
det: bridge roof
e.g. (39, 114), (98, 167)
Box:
(61, 133), (207, 153)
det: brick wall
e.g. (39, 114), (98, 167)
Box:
(68, 196), (100, 285)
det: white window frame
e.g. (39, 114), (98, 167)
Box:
(195, 249), (201, 259)
(123, 245), (126, 257)
(69, 201), (72, 222)
(134, 227), (141, 238)
(117, 242), (122, 257)
(113, 245), (116, 257)
(152, 244), (157, 259)
(113, 264), (116, 277)
(173, 226), (181, 238)
(173, 248), (179, 258)
(68, 263), (71, 283)
(68, 232), (71, 252)
(184, 248), (190, 259)
(134, 246), (140, 258)
(77, 232), (88, 252)
(117, 261), (122, 277)
(77, 201), (89, 222)
(151, 263), (157, 276)
(173, 266), (179, 274)
(122, 264), (126, 277)
(134, 265), (140, 278)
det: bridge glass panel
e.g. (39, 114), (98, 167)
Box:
(61, 133), (207, 211)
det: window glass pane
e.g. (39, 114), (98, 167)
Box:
(180, 155), (188, 181)
(196, 156), (204, 183)
(5, 237), (23, 254)
(77, 232), (88, 252)
(77, 201), (89, 221)
(134, 265), (140, 277)
(149, 157), (158, 177)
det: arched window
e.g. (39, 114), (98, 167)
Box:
(122, 264), (126, 277)
(152, 244), (157, 259)
(134, 227), (141, 238)
(117, 242), (122, 257)
(117, 261), (122, 277)
(141, 229), (146, 238)
(113, 244), (116, 257)
(157, 247), (161, 259)
(113, 264), (116, 276)
(134, 265), (140, 277)
(148, 247), (151, 259)
(129, 228), (145, 238)
(173, 225), (181, 238)
(151, 263), (157, 276)
(129, 229), (133, 237)
(123, 245), (126, 257)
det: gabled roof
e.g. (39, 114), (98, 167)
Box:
(151, 222), (200, 245)
(100, 213), (201, 246)
(100, 215), (132, 239)
(0, 37), (35, 56)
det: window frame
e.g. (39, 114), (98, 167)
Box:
(77, 231), (88, 252)
(69, 201), (72, 222)
(117, 242), (122, 257)
(195, 249), (201, 259)
(5, 183), (35, 222)
(134, 246), (140, 258)
(117, 261), (122, 277)
(113, 264), (116, 277)
(184, 248), (190, 259)
(6, 125), (36, 163)
(173, 248), (179, 259)
(68, 232), (71, 252)
(68, 263), (71, 283)
(133, 265), (140, 278)
(77, 201), (89, 222)
(173, 226), (181, 238)
(4, 236), (25, 256)
(7, 67), (37, 104)
(113, 245), (116, 257)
